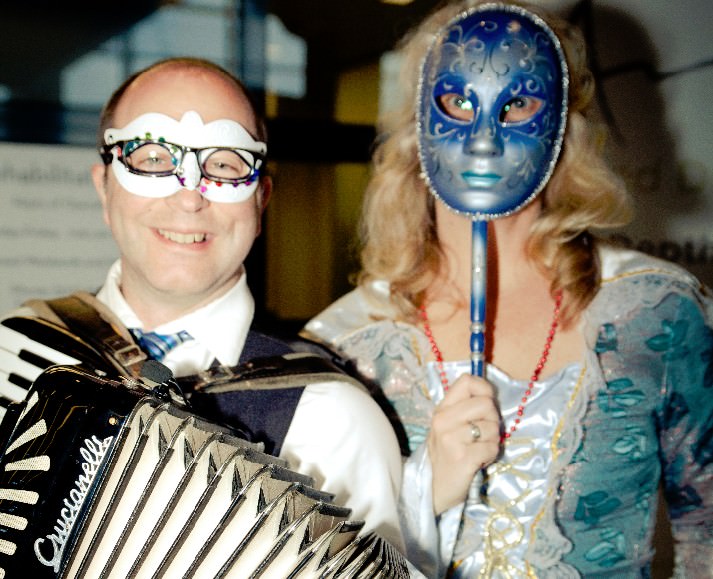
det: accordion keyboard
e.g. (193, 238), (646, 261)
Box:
(0, 319), (84, 422)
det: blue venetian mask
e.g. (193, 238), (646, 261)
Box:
(417, 4), (569, 218)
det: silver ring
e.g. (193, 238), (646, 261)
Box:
(470, 422), (481, 443)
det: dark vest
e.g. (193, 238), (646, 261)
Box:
(185, 330), (304, 456)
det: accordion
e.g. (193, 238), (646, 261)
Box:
(0, 363), (410, 578)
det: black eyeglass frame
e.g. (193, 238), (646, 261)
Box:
(99, 139), (265, 185)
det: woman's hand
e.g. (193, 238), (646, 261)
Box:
(428, 374), (501, 514)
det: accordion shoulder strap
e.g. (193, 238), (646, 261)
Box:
(23, 291), (146, 377)
(184, 351), (367, 394)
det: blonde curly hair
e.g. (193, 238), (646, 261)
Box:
(357, 0), (633, 327)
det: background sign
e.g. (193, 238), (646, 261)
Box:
(0, 143), (116, 313)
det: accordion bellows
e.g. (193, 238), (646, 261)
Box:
(0, 365), (409, 578)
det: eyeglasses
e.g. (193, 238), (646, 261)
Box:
(101, 139), (264, 184)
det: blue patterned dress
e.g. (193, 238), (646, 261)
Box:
(304, 246), (713, 578)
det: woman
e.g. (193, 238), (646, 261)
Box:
(303, 1), (713, 577)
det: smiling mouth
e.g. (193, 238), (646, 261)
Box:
(461, 172), (502, 188)
(158, 229), (207, 244)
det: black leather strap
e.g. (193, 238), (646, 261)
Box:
(43, 294), (146, 377)
(179, 350), (365, 394)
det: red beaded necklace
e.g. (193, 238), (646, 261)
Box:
(419, 290), (563, 441)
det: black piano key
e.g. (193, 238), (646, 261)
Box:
(17, 348), (54, 371)
(7, 372), (33, 390)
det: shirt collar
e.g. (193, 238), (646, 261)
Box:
(96, 259), (255, 367)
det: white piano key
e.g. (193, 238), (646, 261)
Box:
(0, 324), (81, 366)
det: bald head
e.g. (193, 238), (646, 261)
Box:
(97, 58), (266, 150)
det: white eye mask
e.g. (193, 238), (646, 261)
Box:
(103, 110), (267, 203)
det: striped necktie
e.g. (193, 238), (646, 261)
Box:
(130, 328), (193, 361)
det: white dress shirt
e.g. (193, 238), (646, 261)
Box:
(96, 259), (254, 377)
(95, 260), (405, 551)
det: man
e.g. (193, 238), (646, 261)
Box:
(0, 57), (404, 550)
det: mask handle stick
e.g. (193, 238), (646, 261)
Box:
(447, 219), (488, 574)
(470, 218), (487, 377)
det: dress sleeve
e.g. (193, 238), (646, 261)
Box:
(655, 288), (713, 577)
(400, 443), (470, 578)
(399, 444), (440, 576)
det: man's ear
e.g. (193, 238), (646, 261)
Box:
(91, 163), (111, 226)
(258, 175), (272, 213)
(254, 176), (272, 237)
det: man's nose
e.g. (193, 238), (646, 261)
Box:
(167, 187), (209, 212)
